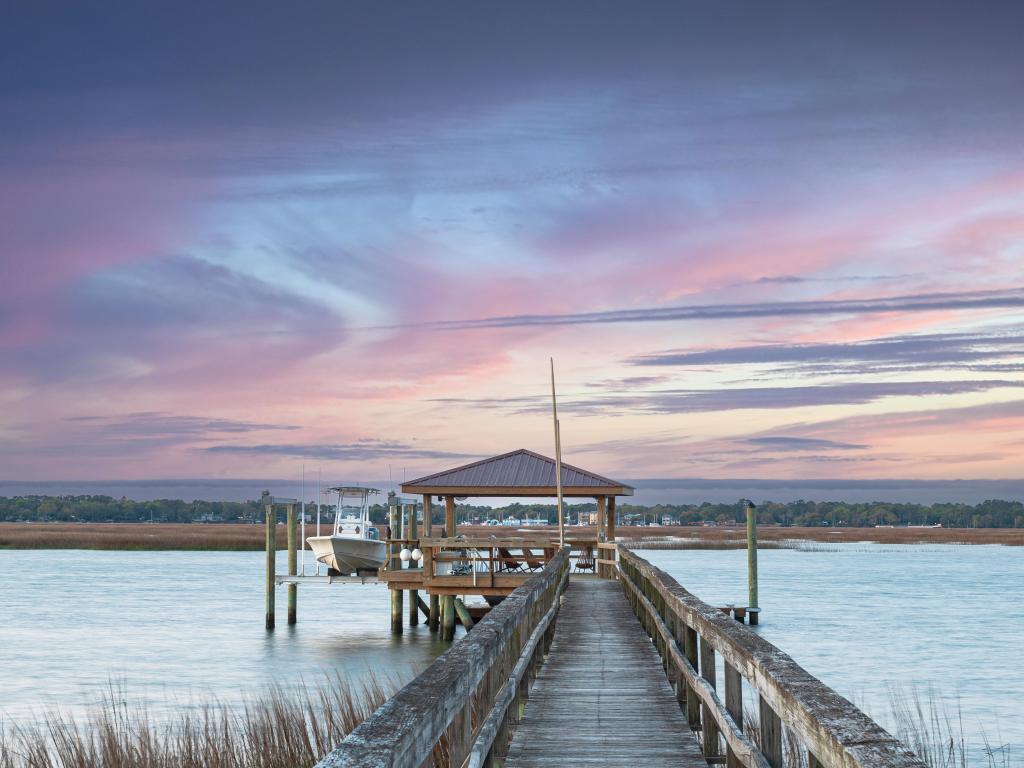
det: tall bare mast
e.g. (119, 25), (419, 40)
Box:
(551, 358), (565, 548)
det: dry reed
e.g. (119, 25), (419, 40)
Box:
(0, 676), (390, 768)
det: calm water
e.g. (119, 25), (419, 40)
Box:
(1, 545), (1021, 764)
(645, 544), (1023, 764)
(0, 550), (451, 722)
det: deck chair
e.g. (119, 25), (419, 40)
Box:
(575, 544), (596, 573)
(522, 548), (545, 571)
(498, 547), (525, 572)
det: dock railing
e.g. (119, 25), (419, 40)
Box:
(316, 548), (570, 768)
(617, 546), (926, 768)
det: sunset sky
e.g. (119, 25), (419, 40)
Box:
(2, 2), (1023, 484)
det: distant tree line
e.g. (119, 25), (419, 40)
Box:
(2, 495), (1023, 528)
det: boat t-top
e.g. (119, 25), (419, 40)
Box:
(305, 486), (385, 576)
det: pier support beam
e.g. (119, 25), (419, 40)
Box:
(407, 503), (419, 627)
(264, 494), (275, 630)
(287, 503), (297, 624)
(441, 594), (456, 641)
(453, 598), (474, 631)
(429, 594), (440, 632)
(391, 588), (404, 635)
(746, 500), (759, 624)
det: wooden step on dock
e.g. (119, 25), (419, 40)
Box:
(505, 578), (706, 768)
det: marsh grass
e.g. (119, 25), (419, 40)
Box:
(0, 676), (391, 768)
(0, 523), (291, 551)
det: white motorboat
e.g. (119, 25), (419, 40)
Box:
(306, 486), (385, 575)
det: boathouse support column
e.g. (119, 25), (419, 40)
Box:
(445, 495), (456, 536)
(596, 496), (607, 577)
(422, 494), (432, 536)
(286, 503), (297, 625)
(607, 496), (616, 541)
(407, 503), (419, 627)
(746, 500), (759, 624)
(264, 494), (275, 630)
(423, 494), (439, 630)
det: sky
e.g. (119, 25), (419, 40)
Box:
(1, 2), (1023, 487)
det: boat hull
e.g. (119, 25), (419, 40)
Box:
(306, 535), (386, 574)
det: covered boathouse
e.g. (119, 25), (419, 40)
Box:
(400, 448), (634, 539)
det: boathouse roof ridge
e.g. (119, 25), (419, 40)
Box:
(401, 448), (634, 496)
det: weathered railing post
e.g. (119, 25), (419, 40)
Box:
(287, 502), (297, 624)
(700, 637), (722, 759)
(746, 499), (759, 624)
(724, 662), (743, 768)
(264, 492), (275, 630)
(759, 696), (783, 768)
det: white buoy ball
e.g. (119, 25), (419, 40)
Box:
(411, 548), (423, 561)
(399, 548), (412, 562)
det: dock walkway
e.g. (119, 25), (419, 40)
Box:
(505, 578), (706, 767)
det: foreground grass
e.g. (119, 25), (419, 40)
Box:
(0, 676), (390, 768)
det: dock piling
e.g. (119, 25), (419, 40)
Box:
(392, 588), (404, 635)
(287, 503), (297, 625)
(264, 492), (275, 630)
(746, 500), (759, 624)
(441, 594), (456, 641)
(429, 594), (440, 632)
(453, 597), (474, 630)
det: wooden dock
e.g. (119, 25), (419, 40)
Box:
(505, 578), (705, 767)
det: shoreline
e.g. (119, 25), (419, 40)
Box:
(1, 521), (1021, 550)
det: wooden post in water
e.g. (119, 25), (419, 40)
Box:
(263, 492), (275, 630)
(453, 597), (474, 630)
(389, 497), (402, 635)
(407, 503), (419, 627)
(286, 502), (297, 625)
(746, 500), (759, 624)
(441, 594), (456, 641)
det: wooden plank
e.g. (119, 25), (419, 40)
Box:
(504, 579), (705, 767)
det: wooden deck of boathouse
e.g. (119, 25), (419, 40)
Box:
(504, 577), (706, 767)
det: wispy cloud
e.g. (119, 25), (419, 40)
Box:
(64, 412), (299, 437)
(744, 436), (868, 451)
(412, 288), (1024, 331)
(433, 379), (1024, 415)
(630, 329), (1024, 373)
(200, 440), (472, 462)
